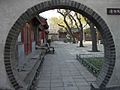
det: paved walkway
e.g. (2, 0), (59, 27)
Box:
(35, 41), (96, 90)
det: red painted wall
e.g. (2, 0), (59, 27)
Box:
(21, 23), (33, 55)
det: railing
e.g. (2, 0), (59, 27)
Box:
(76, 54), (104, 77)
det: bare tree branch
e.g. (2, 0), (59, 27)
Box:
(57, 23), (70, 34)
(57, 9), (76, 43)
(83, 23), (88, 28)
(69, 13), (79, 29)
(75, 12), (82, 27)
(68, 14), (73, 28)
(57, 9), (64, 16)
(84, 17), (91, 26)
(57, 23), (67, 30)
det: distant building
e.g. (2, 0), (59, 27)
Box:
(48, 27), (60, 41)
(58, 31), (67, 41)
(58, 28), (102, 42)
(48, 33), (59, 41)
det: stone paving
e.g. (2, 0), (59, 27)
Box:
(35, 41), (96, 90)
(64, 41), (104, 57)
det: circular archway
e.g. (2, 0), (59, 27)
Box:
(4, 0), (116, 89)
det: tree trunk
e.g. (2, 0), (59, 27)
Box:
(90, 23), (98, 52)
(84, 17), (98, 52)
(75, 13), (84, 47)
(57, 9), (76, 43)
(64, 17), (76, 43)
(79, 29), (84, 47)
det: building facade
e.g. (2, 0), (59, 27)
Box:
(17, 16), (49, 69)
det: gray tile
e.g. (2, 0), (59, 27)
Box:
(62, 76), (73, 80)
(78, 86), (91, 90)
(75, 82), (89, 86)
(64, 87), (78, 90)
(35, 42), (96, 90)
(39, 76), (51, 78)
(70, 70), (79, 73)
(73, 79), (86, 82)
(72, 76), (83, 79)
(71, 73), (80, 76)
(51, 79), (63, 83)
(36, 87), (50, 90)
(37, 82), (50, 88)
(38, 80), (50, 83)
(63, 78), (74, 82)
(51, 76), (62, 80)
(51, 82), (63, 87)
(52, 72), (61, 74)
(51, 87), (64, 90)
(39, 77), (51, 80)
(63, 81), (76, 87)
(51, 73), (61, 76)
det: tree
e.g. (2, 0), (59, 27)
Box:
(50, 9), (88, 45)
(49, 17), (66, 33)
(74, 12), (87, 47)
(57, 24), (70, 34)
(49, 16), (73, 41)
(57, 9), (76, 43)
(84, 18), (99, 52)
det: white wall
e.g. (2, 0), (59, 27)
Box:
(0, 0), (120, 89)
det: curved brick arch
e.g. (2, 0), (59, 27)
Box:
(4, 0), (116, 89)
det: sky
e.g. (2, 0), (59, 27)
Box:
(39, 9), (61, 19)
